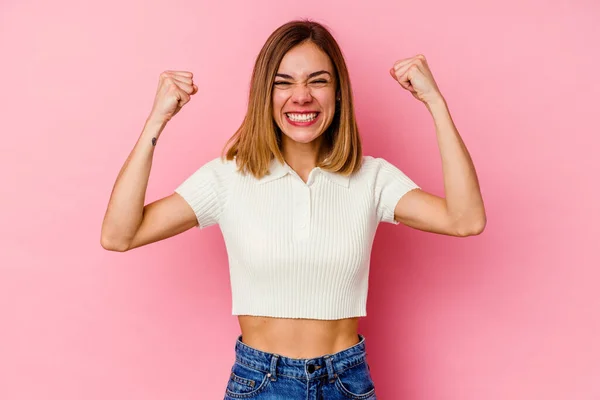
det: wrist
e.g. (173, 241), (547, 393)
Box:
(145, 114), (169, 129)
(425, 92), (445, 106)
(144, 116), (168, 137)
(425, 94), (447, 113)
(141, 117), (167, 147)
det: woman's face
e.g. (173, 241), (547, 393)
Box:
(272, 41), (337, 146)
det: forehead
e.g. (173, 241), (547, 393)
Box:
(277, 42), (334, 77)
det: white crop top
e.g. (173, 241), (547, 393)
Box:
(174, 155), (420, 320)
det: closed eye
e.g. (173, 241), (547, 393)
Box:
(274, 80), (329, 85)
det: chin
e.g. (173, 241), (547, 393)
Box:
(282, 129), (324, 144)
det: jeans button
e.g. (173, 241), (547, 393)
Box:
(307, 364), (315, 373)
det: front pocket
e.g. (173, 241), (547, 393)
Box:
(225, 362), (271, 399)
(334, 360), (376, 399)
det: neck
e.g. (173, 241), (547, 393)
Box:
(281, 135), (325, 173)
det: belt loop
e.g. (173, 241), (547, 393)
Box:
(268, 354), (279, 381)
(324, 355), (337, 383)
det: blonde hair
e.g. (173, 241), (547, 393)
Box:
(222, 19), (363, 179)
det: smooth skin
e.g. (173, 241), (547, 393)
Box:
(101, 45), (485, 359)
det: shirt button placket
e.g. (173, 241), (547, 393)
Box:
(292, 182), (301, 240)
(298, 185), (311, 240)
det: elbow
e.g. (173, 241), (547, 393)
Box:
(455, 215), (486, 237)
(100, 234), (130, 252)
(468, 218), (486, 236)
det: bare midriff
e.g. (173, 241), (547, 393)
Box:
(237, 315), (361, 359)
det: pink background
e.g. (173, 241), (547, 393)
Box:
(1, 0), (599, 399)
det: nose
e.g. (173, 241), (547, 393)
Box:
(291, 83), (312, 105)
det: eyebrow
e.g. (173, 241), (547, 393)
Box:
(275, 70), (332, 80)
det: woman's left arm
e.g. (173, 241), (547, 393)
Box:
(389, 54), (486, 237)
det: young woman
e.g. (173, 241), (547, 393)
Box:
(101, 19), (485, 400)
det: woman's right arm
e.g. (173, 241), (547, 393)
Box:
(100, 71), (198, 252)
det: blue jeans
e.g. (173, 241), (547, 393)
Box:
(224, 333), (377, 399)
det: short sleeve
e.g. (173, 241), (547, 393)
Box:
(374, 157), (420, 224)
(174, 157), (230, 229)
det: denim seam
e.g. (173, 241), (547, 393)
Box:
(234, 357), (366, 380)
(225, 373), (270, 398)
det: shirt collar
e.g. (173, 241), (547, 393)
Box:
(257, 157), (349, 188)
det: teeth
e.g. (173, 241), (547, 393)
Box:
(286, 113), (318, 122)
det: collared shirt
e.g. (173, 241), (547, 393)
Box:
(174, 155), (420, 320)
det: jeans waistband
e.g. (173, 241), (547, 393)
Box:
(233, 333), (367, 383)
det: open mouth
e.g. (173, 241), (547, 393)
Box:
(285, 112), (320, 122)
(285, 112), (320, 125)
